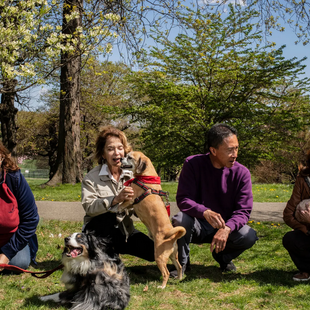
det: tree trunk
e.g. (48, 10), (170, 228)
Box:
(0, 80), (18, 154)
(46, 0), (83, 185)
(47, 120), (59, 180)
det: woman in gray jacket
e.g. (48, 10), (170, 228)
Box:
(82, 126), (154, 261)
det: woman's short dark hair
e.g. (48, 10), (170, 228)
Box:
(207, 124), (238, 150)
(95, 126), (132, 165)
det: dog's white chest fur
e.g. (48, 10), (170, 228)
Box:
(62, 257), (92, 276)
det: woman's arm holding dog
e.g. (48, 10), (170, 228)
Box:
(82, 177), (115, 217)
(82, 177), (134, 217)
(283, 176), (308, 234)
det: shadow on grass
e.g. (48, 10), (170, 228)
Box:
(20, 264), (305, 309)
(185, 264), (299, 286)
(24, 296), (64, 309)
(127, 263), (304, 288)
(31, 259), (63, 271)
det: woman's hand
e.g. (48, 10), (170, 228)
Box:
(0, 253), (9, 271)
(296, 205), (310, 224)
(112, 187), (134, 205)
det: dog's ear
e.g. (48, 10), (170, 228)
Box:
(136, 157), (147, 174)
(85, 233), (98, 258)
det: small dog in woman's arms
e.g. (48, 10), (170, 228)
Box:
(295, 198), (310, 223)
(39, 232), (130, 310)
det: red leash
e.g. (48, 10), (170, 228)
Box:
(0, 263), (64, 278)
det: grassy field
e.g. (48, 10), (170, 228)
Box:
(27, 179), (294, 203)
(0, 220), (308, 310)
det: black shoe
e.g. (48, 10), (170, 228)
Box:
(220, 261), (236, 273)
(169, 260), (191, 279)
(212, 252), (236, 273)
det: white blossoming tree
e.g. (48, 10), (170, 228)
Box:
(0, 0), (56, 152)
(0, 0), (119, 155)
(0, 0), (186, 184)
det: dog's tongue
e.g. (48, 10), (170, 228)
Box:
(71, 249), (80, 258)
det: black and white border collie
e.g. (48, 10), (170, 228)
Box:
(39, 232), (130, 310)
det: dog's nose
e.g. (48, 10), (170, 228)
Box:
(64, 237), (70, 243)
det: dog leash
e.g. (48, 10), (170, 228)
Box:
(0, 263), (64, 278)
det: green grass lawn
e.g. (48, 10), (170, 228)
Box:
(0, 220), (308, 310)
(27, 179), (294, 203)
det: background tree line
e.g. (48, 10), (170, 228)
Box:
(1, 1), (310, 184)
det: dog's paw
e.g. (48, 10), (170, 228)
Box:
(39, 292), (61, 303)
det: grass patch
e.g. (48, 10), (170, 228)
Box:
(252, 183), (293, 203)
(27, 179), (293, 203)
(0, 220), (307, 309)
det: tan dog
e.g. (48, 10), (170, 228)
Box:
(120, 151), (186, 289)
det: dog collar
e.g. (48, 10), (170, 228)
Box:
(124, 176), (161, 186)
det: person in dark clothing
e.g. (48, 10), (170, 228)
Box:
(0, 141), (39, 272)
(171, 124), (258, 277)
(283, 150), (310, 281)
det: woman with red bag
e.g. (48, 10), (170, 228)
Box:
(0, 141), (39, 273)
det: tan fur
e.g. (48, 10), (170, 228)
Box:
(99, 263), (123, 281)
(121, 151), (186, 289)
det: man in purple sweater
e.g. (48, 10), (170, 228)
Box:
(171, 124), (258, 277)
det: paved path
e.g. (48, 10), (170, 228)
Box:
(35, 201), (285, 223)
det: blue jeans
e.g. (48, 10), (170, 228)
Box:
(172, 212), (258, 266)
(9, 245), (31, 270)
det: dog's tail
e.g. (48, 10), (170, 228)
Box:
(164, 226), (186, 242)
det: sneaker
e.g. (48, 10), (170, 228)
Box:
(293, 272), (310, 282)
(220, 261), (237, 273)
(169, 260), (191, 279)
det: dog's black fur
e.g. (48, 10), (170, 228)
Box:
(40, 232), (130, 310)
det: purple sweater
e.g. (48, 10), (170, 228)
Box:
(176, 153), (253, 232)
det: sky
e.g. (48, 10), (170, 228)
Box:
(29, 4), (310, 109)
(107, 21), (310, 83)
(271, 28), (310, 79)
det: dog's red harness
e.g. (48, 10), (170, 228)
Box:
(124, 177), (170, 216)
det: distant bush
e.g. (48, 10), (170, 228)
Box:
(252, 160), (298, 184)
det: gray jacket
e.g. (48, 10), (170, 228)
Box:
(81, 165), (134, 237)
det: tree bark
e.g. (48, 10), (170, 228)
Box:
(47, 0), (83, 185)
(0, 80), (18, 154)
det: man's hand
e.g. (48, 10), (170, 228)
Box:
(210, 226), (231, 254)
(0, 253), (9, 271)
(203, 209), (226, 229)
(296, 205), (310, 224)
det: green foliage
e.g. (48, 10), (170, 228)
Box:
(80, 59), (134, 170)
(1, 220), (309, 309)
(121, 4), (310, 172)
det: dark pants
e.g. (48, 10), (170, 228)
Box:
(172, 212), (258, 266)
(84, 213), (155, 262)
(283, 230), (310, 273)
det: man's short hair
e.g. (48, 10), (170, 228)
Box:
(207, 124), (238, 150)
